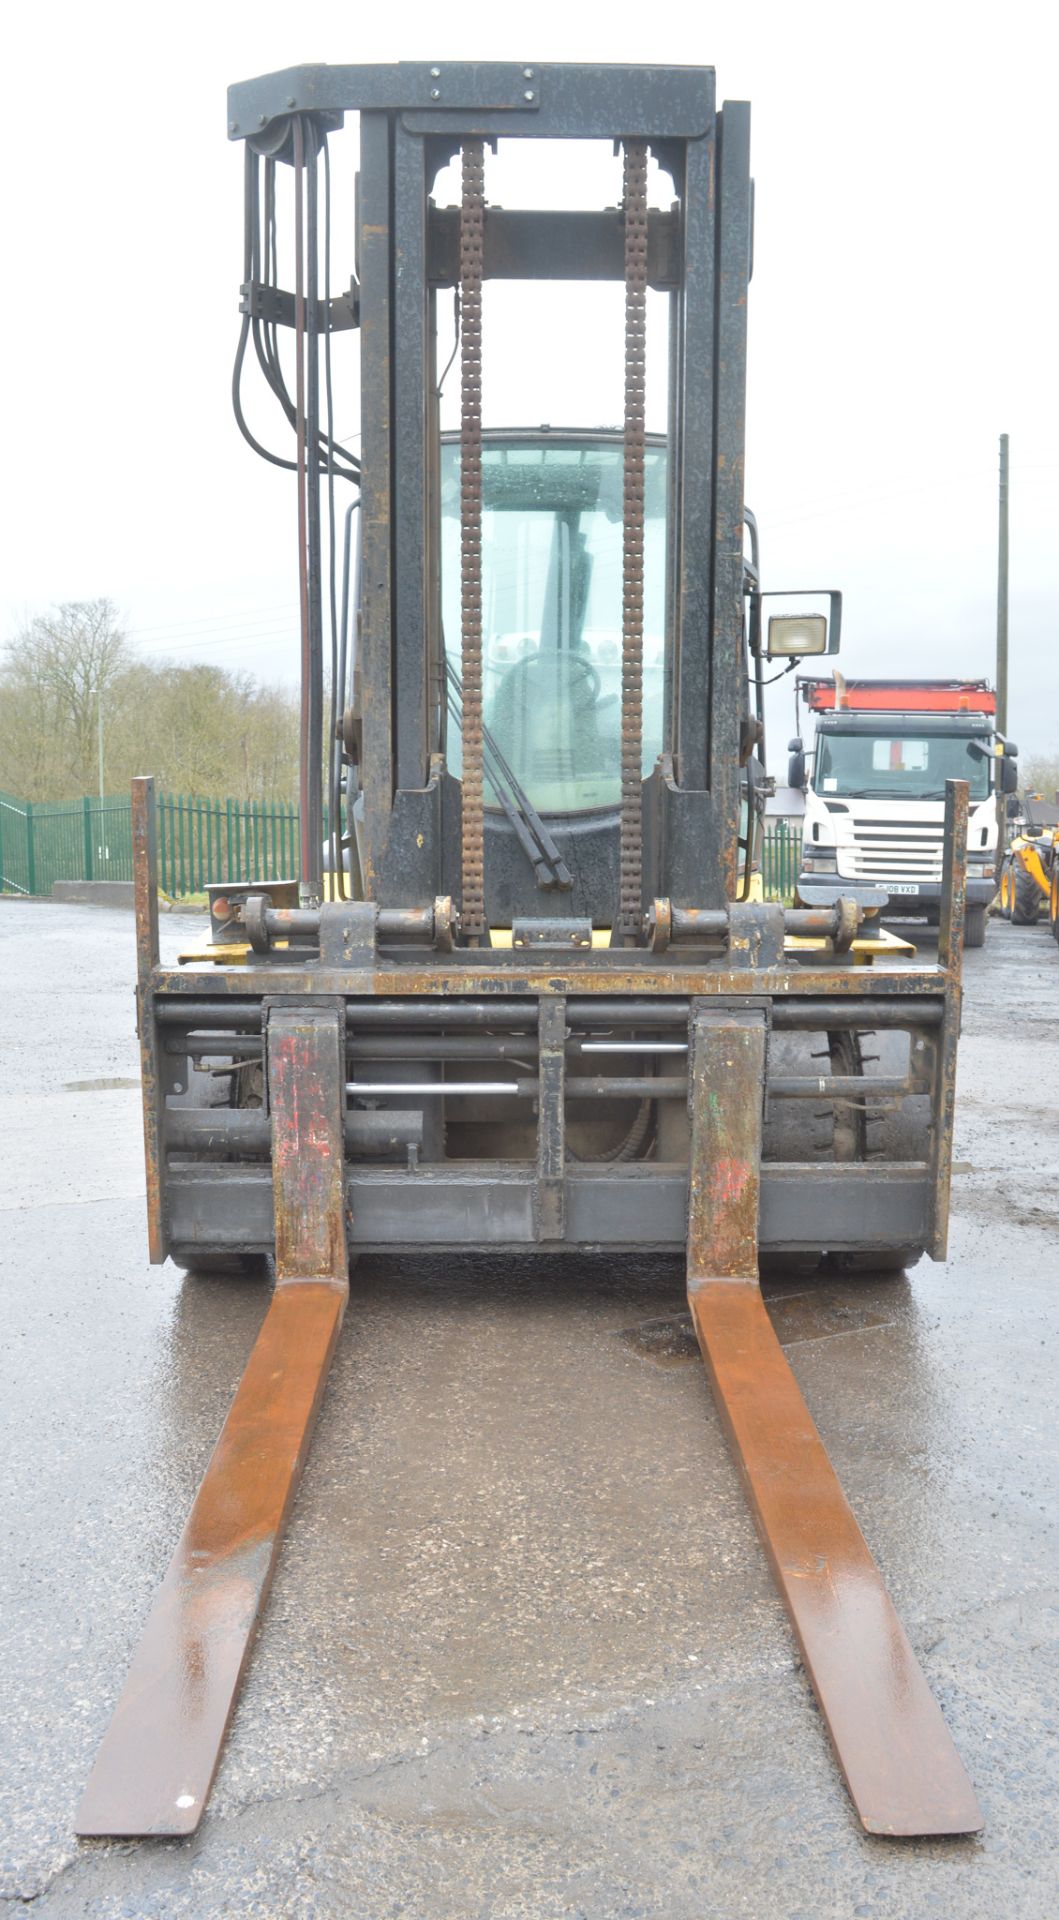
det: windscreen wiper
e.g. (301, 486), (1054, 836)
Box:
(445, 660), (573, 892)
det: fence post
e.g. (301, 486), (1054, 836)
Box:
(25, 803), (36, 895)
(176, 796), (186, 898)
(83, 796), (93, 881)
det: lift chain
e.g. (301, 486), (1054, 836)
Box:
(459, 140), (486, 943)
(619, 140), (649, 944)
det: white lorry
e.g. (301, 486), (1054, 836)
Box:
(791, 678), (1018, 948)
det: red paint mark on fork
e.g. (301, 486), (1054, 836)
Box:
(711, 1155), (750, 1209)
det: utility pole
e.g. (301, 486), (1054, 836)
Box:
(996, 433), (1009, 737)
(995, 434), (1011, 876)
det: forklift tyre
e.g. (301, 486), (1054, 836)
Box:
(828, 1247), (923, 1277)
(170, 1246), (267, 1278)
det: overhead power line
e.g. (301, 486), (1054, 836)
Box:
(128, 603), (298, 640)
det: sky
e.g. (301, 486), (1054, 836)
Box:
(3, 0), (1056, 761)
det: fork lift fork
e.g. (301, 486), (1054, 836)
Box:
(78, 60), (981, 1839)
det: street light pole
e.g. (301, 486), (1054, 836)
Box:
(97, 686), (105, 866)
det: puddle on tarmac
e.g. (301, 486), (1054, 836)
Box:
(763, 1289), (895, 1347)
(619, 1314), (699, 1366)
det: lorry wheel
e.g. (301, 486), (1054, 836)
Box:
(1012, 868), (1041, 925)
(963, 904), (986, 949)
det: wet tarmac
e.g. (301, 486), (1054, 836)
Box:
(0, 899), (1056, 1918)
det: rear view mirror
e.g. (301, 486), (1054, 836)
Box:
(788, 742), (806, 789)
(756, 589), (842, 659)
(1001, 758), (1018, 795)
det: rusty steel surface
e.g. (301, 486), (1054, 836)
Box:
(77, 1006), (350, 1837)
(132, 777), (165, 1265)
(459, 139), (486, 943)
(268, 1008), (349, 1278)
(74, 1282), (345, 1838)
(151, 962), (954, 1004)
(618, 139), (648, 944)
(685, 1005), (983, 1837)
(937, 779), (969, 974)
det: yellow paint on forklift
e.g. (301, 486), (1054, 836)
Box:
(784, 928), (916, 958)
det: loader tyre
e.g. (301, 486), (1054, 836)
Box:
(963, 904), (986, 949)
(1012, 867), (1040, 925)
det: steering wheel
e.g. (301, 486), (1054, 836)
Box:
(502, 649), (601, 705)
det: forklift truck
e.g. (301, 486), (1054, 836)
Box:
(77, 62), (980, 1840)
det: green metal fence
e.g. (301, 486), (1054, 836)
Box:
(761, 819), (802, 903)
(154, 794), (300, 898)
(0, 790), (299, 899)
(2, 787), (802, 904)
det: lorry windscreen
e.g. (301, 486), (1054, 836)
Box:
(815, 729), (991, 801)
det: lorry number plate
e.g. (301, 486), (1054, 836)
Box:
(886, 883), (921, 895)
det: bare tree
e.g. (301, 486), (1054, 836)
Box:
(1023, 754), (1059, 804)
(1, 600), (131, 797)
(0, 600), (299, 805)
